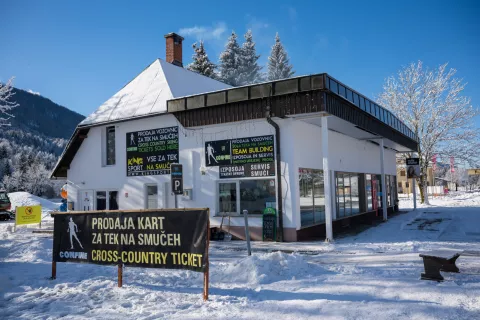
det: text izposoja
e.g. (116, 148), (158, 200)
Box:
(92, 217), (165, 230)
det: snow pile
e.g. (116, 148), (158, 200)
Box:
(212, 252), (322, 286)
(8, 192), (59, 213)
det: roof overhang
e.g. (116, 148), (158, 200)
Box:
(167, 73), (418, 152)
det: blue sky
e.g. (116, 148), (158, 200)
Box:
(1, 0), (479, 125)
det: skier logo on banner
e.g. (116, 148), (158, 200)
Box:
(68, 217), (83, 250)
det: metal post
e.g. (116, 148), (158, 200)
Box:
(321, 116), (333, 242)
(174, 194), (178, 209)
(203, 218), (210, 301)
(412, 178), (417, 210)
(118, 264), (123, 287)
(243, 209), (251, 256)
(51, 261), (56, 280)
(379, 139), (388, 221)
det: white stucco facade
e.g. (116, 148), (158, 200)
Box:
(66, 113), (397, 240)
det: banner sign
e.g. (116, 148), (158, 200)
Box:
(126, 126), (179, 176)
(205, 135), (274, 167)
(52, 209), (209, 272)
(16, 205), (42, 225)
(406, 158), (420, 178)
(219, 163), (275, 179)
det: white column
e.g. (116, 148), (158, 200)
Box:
(379, 139), (388, 221)
(322, 116), (333, 241)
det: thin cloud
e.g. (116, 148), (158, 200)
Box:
(179, 22), (227, 41)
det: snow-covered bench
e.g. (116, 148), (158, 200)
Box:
(420, 250), (480, 281)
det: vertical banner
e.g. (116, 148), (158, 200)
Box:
(432, 154), (437, 172)
(450, 157), (455, 173)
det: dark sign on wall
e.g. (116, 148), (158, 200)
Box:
(206, 135), (275, 178)
(126, 126), (179, 176)
(52, 209), (209, 272)
(205, 135), (274, 167)
(406, 158), (420, 179)
(219, 163), (275, 179)
(262, 207), (277, 241)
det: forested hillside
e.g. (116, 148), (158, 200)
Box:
(0, 87), (84, 197)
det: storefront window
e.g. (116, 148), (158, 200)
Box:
(299, 168), (325, 227)
(336, 172), (361, 218)
(240, 179), (276, 215)
(219, 183), (237, 214)
(366, 174), (373, 210)
(218, 179), (276, 215)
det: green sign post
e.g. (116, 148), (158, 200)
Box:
(262, 207), (277, 241)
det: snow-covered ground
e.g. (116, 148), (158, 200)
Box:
(1, 192), (479, 319)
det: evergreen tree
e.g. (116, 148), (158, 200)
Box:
(219, 31), (242, 86)
(186, 41), (218, 80)
(237, 30), (263, 85)
(267, 33), (295, 81)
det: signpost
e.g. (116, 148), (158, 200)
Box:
(242, 210), (251, 256)
(406, 158), (420, 210)
(51, 208), (210, 300)
(171, 163), (183, 208)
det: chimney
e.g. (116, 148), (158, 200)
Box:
(164, 32), (184, 67)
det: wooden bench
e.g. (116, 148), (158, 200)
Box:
(420, 250), (480, 281)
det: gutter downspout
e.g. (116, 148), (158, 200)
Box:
(265, 105), (284, 242)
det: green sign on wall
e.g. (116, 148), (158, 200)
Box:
(262, 207), (276, 241)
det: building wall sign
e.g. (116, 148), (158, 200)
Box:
(205, 135), (275, 178)
(219, 163), (275, 178)
(126, 126), (179, 176)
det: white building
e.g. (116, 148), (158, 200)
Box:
(52, 33), (418, 242)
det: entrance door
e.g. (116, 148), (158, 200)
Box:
(146, 185), (158, 209)
(80, 190), (94, 211)
(164, 182), (176, 208)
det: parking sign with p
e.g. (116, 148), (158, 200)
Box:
(171, 164), (183, 195)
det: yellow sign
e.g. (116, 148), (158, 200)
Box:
(16, 205), (42, 225)
(467, 169), (480, 175)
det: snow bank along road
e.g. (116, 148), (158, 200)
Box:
(0, 192), (479, 319)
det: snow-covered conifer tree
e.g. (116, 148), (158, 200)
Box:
(0, 77), (19, 126)
(267, 33), (294, 81)
(237, 30), (263, 85)
(219, 31), (242, 86)
(186, 41), (218, 80)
